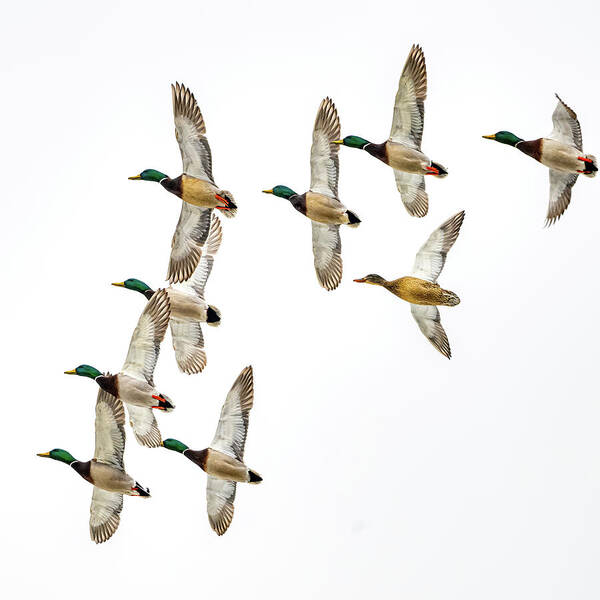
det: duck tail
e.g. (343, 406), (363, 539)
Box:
(206, 305), (221, 327)
(131, 482), (151, 497)
(248, 469), (263, 484)
(430, 161), (448, 178)
(216, 192), (238, 218)
(442, 289), (460, 306)
(581, 154), (597, 178)
(346, 209), (361, 228)
(152, 393), (175, 412)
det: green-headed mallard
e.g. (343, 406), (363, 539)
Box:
(263, 98), (360, 291)
(483, 94), (597, 226)
(112, 214), (221, 375)
(354, 211), (464, 359)
(65, 289), (172, 448)
(37, 389), (150, 544)
(162, 366), (261, 535)
(129, 82), (236, 283)
(334, 45), (447, 218)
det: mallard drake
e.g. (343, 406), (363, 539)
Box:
(112, 214), (221, 375)
(37, 389), (150, 544)
(333, 44), (447, 218)
(263, 97), (360, 291)
(162, 366), (261, 535)
(65, 289), (173, 448)
(483, 94), (597, 226)
(354, 211), (464, 358)
(129, 82), (236, 283)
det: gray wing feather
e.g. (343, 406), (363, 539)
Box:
(90, 487), (123, 544)
(390, 44), (427, 149)
(210, 366), (254, 461)
(410, 304), (451, 359)
(206, 477), (236, 536)
(546, 170), (578, 226)
(311, 222), (342, 291)
(172, 82), (214, 182)
(170, 317), (207, 375)
(549, 94), (582, 151)
(412, 211), (465, 282)
(121, 289), (171, 385)
(310, 97), (341, 198)
(94, 387), (125, 469)
(125, 404), (162, 448)
(394, 170), (428, 217)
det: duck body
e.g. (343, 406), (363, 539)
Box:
(71, 460), (141, 496)
(97, 373), (172, 411)
(290, 191), (358, 226)
(366, 141), (439, 175)
(517, 138), (589, 173)
(383, 276), (460, 306)
(161, 174), (232, 211)
(166, 287), (212, 321)
(184, 448), (260, 484)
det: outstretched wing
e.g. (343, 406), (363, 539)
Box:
(546, 170), (578, 227)
(210, 366), (254, 461)
(548, 94), (582, 151)
(412, 211), (465, 283)
(94, 388), (125, 468)
(310, 97), (341, 198)
(90, 487), (123, 544)
(390, 44), (427, 149)
(167, 203), (213, 284)
(121, 289), (171, 385)
(176, 255), (214, 300)
(172, 82), (214, 182)
(394, 170), (428, 217)
(206, 477), (237, 536)
(410, 304), (451, 359)
(311, 222), (342, 291)
(170, 318), (207, 375)
(125, 404), (162, 448)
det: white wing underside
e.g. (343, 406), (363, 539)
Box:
(310, 97), (341, 198)
(90, 487), (123, 544)
(125, 403), (162, 448)
(410, 304), (451, 359)
(206, 476), (236, 536)
(548, 94), (582, 151)
(394, 170), (428, 217)
(390, 44), (427, 149)
(311, 222), (342, 291)
(121, 289), (170, 386)
(210, 366), (254, 461)
(170, 317), (207, 375)
(547, 170), (578, 226)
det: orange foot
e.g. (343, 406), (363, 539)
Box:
(425, 166), (439, 175)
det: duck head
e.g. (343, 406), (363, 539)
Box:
(37, 448), (77, 464)
(128, 169), (169, 182)
(161, 438), (189, 453)
(482, 131), (523, 147)
(333, 135), (371, 150)
(112, 278), (154, 298)
(64, 364), (102, 379)
(262, 185), (298, 200)
(354, 274), (387, 286)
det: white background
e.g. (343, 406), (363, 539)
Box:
(2, 1), (600, 598)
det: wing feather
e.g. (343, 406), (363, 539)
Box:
(390, 44), (427, 149)
(546, 170), (578, 226)
(94, 387), (125, 468)
(394, 171), (428, 217)
(206, 477), (236, 536)
(210, 366), (254, 461)
(125, 404), (162, 448)
(90, 487), (123, 544)
(410, 304), (451, 359)
(121, 289), (171, 385)
(549, 94), (582, 151)
(412, 211), (465, 283)
(170, 318), (207, 375)
(311, 222), (342, 291)
(310, 97), (341, 198)
(172, 82), (214, 182)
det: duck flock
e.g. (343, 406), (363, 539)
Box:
(37, 44), (597, 543)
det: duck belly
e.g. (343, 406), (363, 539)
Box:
(118, 374), (156, 408)
(385, 143), (429, 173)
(304, 192), (348, 225)
(540, 139), (581, 172)
(167, 288), (208, 321)
(181, 175), (220, 208)
(393, 277), (452, 305)
(90, 462), (133, 494)
(205, 449), (250, 483)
